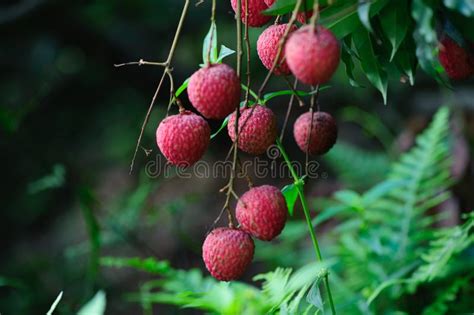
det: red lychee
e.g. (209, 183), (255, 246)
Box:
(285, 25), (340, 85)
(293, 111), (337, 155)
(257, 24), (297, 75)
(438, 35), (474, 80)
(231, 0), (271, 27)
(236, 185), (288, 241)
(187, 63), (241, 120)
(228, 105), (277, 155)
(264, 0), (313, 24)
(156, 110), (210, 167)
(202, 227), (255, 281)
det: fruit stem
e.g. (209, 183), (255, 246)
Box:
(257, 0), (303, 99)
(275, 138), (337, 315)
(309, 0), (320, 31)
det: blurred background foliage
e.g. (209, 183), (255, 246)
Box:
(0, 0), (473, 314)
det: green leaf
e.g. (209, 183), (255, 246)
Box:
(263, 85), (330, 103)
(341, 38), (364, 88)
(175, 78), (189, 98)
(443, 0), (474, 17)
(380, 0), (409, 61)
(306, 279), (324, 313)
(78, 291), (106, 315)
(46, 291), (63, 315)
(202, 21), (218, 65)
(217, 45), (235, 63)
(394, 39), (417, 86)
(263, 0), (315, 15)
(210, 116), (230, 140)
(282, 183), (299, 216)
(357, 0), (373, 33)
(100, 257), (171, 274)
(320, 1), (361, 39)
(352, 28), (388, 104)
(319, 0), (388, 38)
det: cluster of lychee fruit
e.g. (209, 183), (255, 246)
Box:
(155, 0), (340, 281)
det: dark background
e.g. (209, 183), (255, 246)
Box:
(1, 0), (473, 314)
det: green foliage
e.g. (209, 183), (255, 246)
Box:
(409, 212), (474, 285)
(100, 257), (170, 274)
(107, 256), (328, 315)
(421, 277), (471, 315)
(202, 21), (235, 66)
(262, 0), (474, 102)
(282, 182), (300, 216)
(101, 107), (474, 314)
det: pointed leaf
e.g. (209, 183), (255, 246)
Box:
(216, 45), (236, 63)
(282, 183), (299, 216)
(353, 28), (388, 104)
(380, 0), (409, 61)
(175, 78), (189, 97)
(46, 291), (63, 315)
(210, 116), (230, 139)
(358, 0), (374, 33)
(341, 38), (364, 87)
(202, 21), (218, 65)
(78, 291), (106, 315)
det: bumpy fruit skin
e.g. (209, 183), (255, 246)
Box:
(236, 185), (288, 241)
(202, 227), (255, 281)
(438, 36), (474, 80)
(264, 0), (312, 23)
(188, 64), (241, 120)
(228, 105), (277, 155)
(257, 24), (297, 75)
(293, 111), (337, 155)
(285, 25), (340, 85)
(156, 110), (210, 167)
(231, 0), (271, 27)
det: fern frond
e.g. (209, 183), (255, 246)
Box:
(421, 277), (470, 315)
(409, 212), (474, 285)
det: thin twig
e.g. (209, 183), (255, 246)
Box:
(216, 0), (245, 229)
(283, 75), (305, 107)
(305, 85), (320, 175)
(280, 78), (299, 141)
(128, 0), (191, 175)
(114, 59), (167, 68)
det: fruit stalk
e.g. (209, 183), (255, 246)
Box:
(275, 138), (337, 315)
(257, 0), (303, 99)
(129, 0), (191, 174)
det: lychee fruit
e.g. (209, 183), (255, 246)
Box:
(257, 24), (297, 75)
(188, 63), (241, 120)
(156, 110), (210, 167)
(293, 111), (337, 155)
(236, 185), (288, 241)
(264, 0), (313, 24)
(231, 0), (271, 27)
(438, 35), (474, 80)
(228, 105), (277, 155)
(285, 25), (340, 85)
(202, 227), (255, 281)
